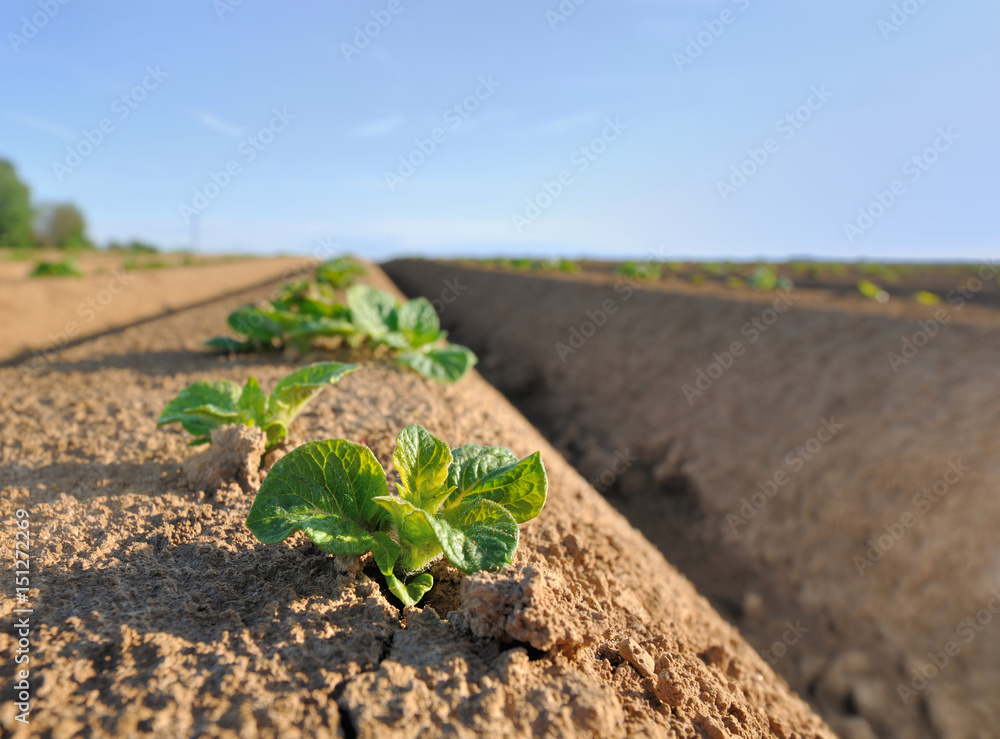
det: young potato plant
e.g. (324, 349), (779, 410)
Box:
(245, 424), (548, 606)
(316, 256), (366, 287)
(205, 301), (358, 354)
(346, 285), (477, 384)
(158, 362), (358, 451)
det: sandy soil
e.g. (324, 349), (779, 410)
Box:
(384, 258), (1000, 739)
(0, 255), (309, 364)
(0, 266), (832, 737)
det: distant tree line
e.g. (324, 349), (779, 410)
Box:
(0, 159), (157, 252)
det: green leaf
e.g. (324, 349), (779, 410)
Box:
(228, 305), (285, 345)
(397, 345), (477, 384)
(269, 362), (359, 424)
(245, 439), (388, 554)
(238, 376), (268, 420)
(384, 572), (434, 607)
(261, 420), (288, 450)
(392, 425), (452, 505)
(370, 531), (400, 576)
(157, 380), (242, 437)
(446, 448), (547, 524)
(427, 498), (519, 574)
(204, 336), (254, 353)
(347, 284), (398, 340)
(316, 257), (365, 288)
(397, 298), (444, 348)
(372, 496), (442, 573)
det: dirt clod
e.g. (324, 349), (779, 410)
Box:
(182, 424), (267, 493)
(618, 637), (655, 679)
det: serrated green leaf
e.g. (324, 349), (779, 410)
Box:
(347, 284), (398, 339)
(246, 439), (388, 554)
(397, 298), (444, 348)
(384, 572), (434, 607)
(446, 448), (547, 524)
(397, 345), (477, 384)
(157, 380), (242, 437)
(204, 336), (254, 353)
(392, 424), (452, 505)
(427, 498), (518, 574)
(228, 305), (285, 345)
(269, 362), (359, 424)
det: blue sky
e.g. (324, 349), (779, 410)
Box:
(2, 0), (997, 262)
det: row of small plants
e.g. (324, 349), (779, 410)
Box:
(157, 257), (544, 607)
(467, 257), (993, 305)
(207, 257), (477, 385)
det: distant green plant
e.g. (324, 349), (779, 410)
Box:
(615, 261), (662, 280)
(245, 424), (548, 606)
(914, 290), (941, 306)
(857, 279), (890, 303)
(158, 362), (358, 451)
(207, 283), (478, 384)
(749, 266), (778, 291)
(726, 276), (744, 289)
(346, 285), (477, 384)
(316, 256), (365, 287)
(688, 273), (705, 286)
(558, 259), (580, 273)
(30, 258), (83, 278)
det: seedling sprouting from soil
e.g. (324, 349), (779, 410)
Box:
(30, 258), (83, 278)
(245, 424), (548, 606)
(346, 285), (478, 384)
(158, 362), (358, 451)
(206, 271), (477, 383)
(315, 256), (366, 287)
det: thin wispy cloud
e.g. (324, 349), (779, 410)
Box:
(9, 113), (76, 141)
(351, 113), (405, 138)
(192, 110), (246, 138)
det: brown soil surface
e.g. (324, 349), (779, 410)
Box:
(0, 266), (832, 737)
(0, 254), (308, 365)
(384, 259), (1000, 739)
